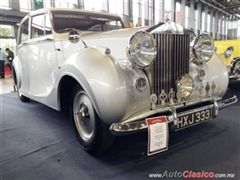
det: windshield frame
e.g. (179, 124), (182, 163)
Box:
(51, 10), (125, 33)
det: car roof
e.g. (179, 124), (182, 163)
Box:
(28, 8), (121, 19)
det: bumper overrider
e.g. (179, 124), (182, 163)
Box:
(110, 95), (238, 135)
(229, 75), (240, 82)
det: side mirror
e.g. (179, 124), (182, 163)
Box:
(68, 29), (81, 43)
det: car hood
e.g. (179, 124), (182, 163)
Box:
(80, 27), (148, 60)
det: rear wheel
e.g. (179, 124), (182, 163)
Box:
(70, 86), (114, 155)
(17, 89), (30, 102)
(13, 68), (29, 102)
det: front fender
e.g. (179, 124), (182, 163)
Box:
(205, 53), (229, 97)
(189, 52), (229, 100)
(57, 47), (150, 124)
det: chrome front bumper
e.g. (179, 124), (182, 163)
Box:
(229, 75), (240, 82)
(110, 95), (238, 136)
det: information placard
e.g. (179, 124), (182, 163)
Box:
(146, 116), (169, 156)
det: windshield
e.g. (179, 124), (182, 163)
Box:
(52, 11), (124, 32)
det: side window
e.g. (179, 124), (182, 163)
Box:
(104, 20), (122, 31)
(45, 14), (52, 35)
(19, 18), (29, 44)
(31, 15), (45, 39)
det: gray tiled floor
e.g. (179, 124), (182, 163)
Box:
(0, 77), (14, 94)
(1, 89), (240, 180)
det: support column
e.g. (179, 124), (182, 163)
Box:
(204, 6), (208, 32)
(222, 16), (226, 39)
(77, 0), (84, 9)
(180, 0), (185, 26)
(138, 0), (142, 26)
(128, 0), (133, 27)
(10, 0), (20, 10)
(171, 0), (176, 22)
(148, 0), (154, 25)
(129, 0), (133, 20)
(50, 0), (55, 8)
(219, 14), (222, 38)
(159, 0), (165, 23)
(152, 0), (155, 25)
(144, 0), (149, 25)
(189, 0), (194, 30)
(215, 11), (219, 39)
(209, 9), (214, 36)
(226, 17), (229, 39)
(197, 2), (202, 35)
(123, 0), (129, 27)
(123, 0), (129, 16)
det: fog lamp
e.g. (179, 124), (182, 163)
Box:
(177, 74), (194, 100)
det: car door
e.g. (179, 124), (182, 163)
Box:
(28, 13), (59, 97)
(17, 17), (30, 94)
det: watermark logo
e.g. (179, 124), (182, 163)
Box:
(149, 170), (235, 179)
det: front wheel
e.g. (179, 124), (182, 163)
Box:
(70, 86), (114, 155)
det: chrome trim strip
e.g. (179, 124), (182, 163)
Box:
(217, 95), (238, 110)
(229, 75), (240, 81)
(110, 95), (238, 136)
(121, 97), (220, 124)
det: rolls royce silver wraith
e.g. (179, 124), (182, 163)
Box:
(13, 8), (238, 155)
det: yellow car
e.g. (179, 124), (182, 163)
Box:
(214, 40), (240, 81)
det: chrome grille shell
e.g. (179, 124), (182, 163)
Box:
(151, 34), (190, 104)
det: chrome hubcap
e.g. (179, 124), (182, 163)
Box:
(73, 91), (95, 141)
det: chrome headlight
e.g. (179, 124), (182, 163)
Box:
(177, 74), (194, 100)
(224, 46), (234, 59)
(193, 34), (214, 63)
(127, 31), (157, 68)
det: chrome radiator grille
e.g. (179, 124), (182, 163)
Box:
(151, 34), (190, 104)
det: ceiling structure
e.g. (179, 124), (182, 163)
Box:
(204, 0), (240, 19)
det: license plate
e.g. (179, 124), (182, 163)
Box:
(176, 107), (213, 130)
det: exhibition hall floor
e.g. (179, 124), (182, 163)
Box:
(0, 77), (14, 94)
(1, 85), (240, 180)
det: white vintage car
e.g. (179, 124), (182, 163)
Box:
(13, 8), (237, 155)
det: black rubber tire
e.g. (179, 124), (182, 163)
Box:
(70, 85), (114, 155)
(13, 69), (30, 102)
(18, 90), (30, 102)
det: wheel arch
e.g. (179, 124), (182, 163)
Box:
(56, 47), (150, 125)
(57, 74), (102, 120)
